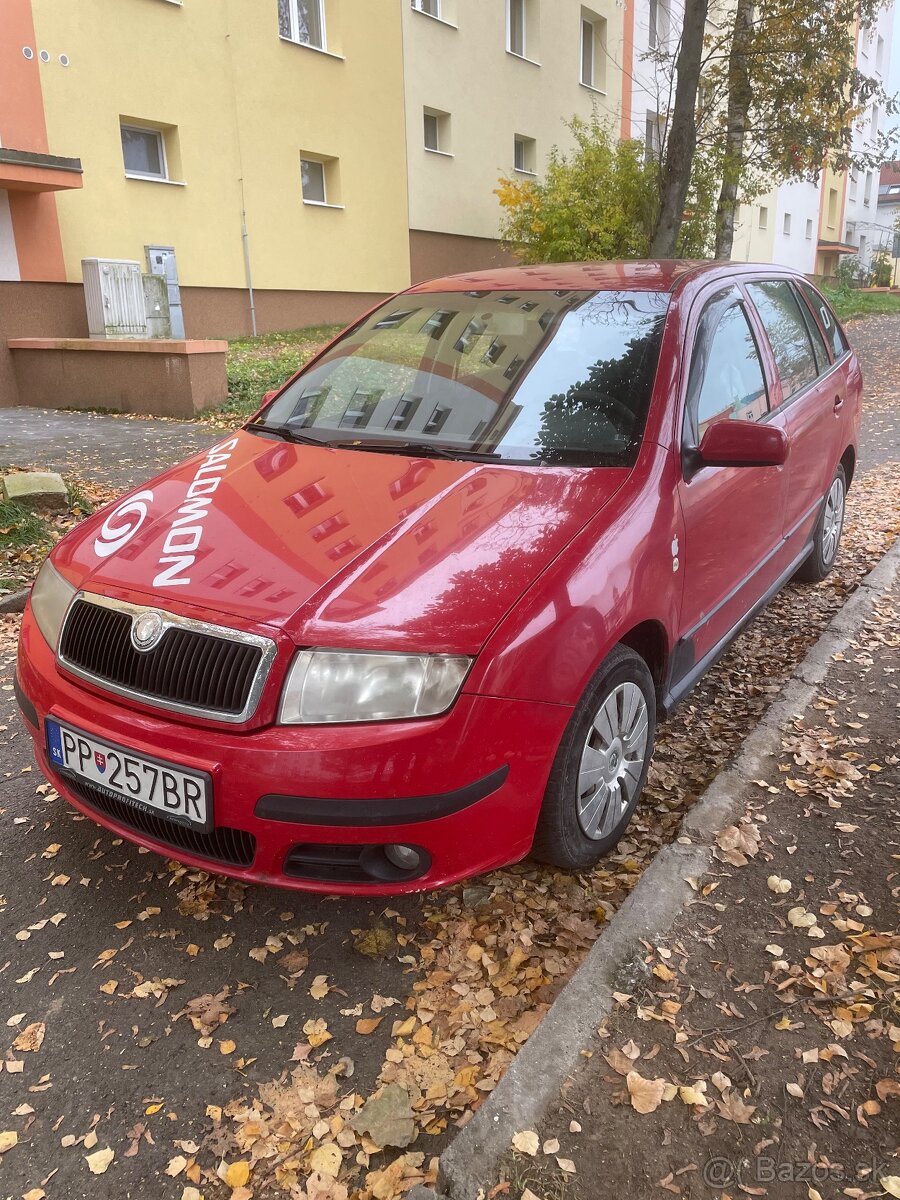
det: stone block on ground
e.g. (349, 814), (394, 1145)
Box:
(2, 471), (69, 513)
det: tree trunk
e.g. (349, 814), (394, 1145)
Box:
(713, 0), (754, 259)
(649, 0), (710, 257)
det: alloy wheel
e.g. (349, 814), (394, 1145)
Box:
(822, 476), (845, 565)
(576, 681), (649, 840)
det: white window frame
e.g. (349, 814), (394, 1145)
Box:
(514, 134), (536, 175)
(805, 218), (813, 240)
(507, 0), (526, 57)
(580, 12), (605, 91)
(412, 0), (441, 16)
(280, 0), (326, 51)
(581, 16), (595, 86)
(782, 212), (791, 236)
(648, 0), (658, 48)
(423, 108), (452, 156)
(758, 205), (768, 231)
(300, 156), (343, 208)
(121, 123), (168, 182)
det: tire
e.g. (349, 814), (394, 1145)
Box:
(796, 464), (846, 584)
(531, 645), (656, 871)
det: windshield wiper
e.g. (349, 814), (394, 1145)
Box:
(245, 421), (329, 447)
(334, 439), (500, 461)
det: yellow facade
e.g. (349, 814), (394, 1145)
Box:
(402, 0), (625, 241)
(31, 0), (412, 294)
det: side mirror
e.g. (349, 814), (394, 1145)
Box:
(262, 390), (278, 404)
(696, 420), (787, 469)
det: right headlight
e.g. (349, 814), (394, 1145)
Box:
(30, 559), (77, 651)
(278, 649), (472, 724)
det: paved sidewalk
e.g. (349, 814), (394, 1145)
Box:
(0, 407), (217, 492)
(496, 573), (900, 1200)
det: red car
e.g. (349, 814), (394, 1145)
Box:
(16, 261), (859, 894)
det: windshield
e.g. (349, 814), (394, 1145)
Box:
(255, 288), (670, 466)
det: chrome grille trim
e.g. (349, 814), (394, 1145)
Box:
(57, 592), (278, 724)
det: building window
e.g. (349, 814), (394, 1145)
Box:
(758, 205), (768, 231)
(278, 0), (326, 50)
(870, 103), (879, 140)
(580, 10), (607, 91)
(877, 35), (885, 73)
(644, 111), (662, 162)
(648, 0), (669, 48)
(806, 218), (813, 239)
(827, 187), (838, 228)
(121, 124), (168, 180)
(507, 0), (538, 58)
(849, 171), (858, 201)
(864, 171), (873, 206)
(424, 108), (451, 154)
(300, 155), (340, 205)
(783, 212), (791, 236)
(845, 220), (856, 245)
(412, 0), (441, 15)
(514, 134), (536, 174)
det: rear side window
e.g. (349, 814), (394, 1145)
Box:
(798, 282), (848, 361)
(791, 283), (831, 372)
(746, 281), (817, 403)
(692, 302), (769, 438)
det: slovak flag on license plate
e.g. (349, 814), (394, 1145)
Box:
(94, 751), (107, 773)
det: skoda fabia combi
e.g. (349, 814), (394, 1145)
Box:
(16, 261), (860, 893)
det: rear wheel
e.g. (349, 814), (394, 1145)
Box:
(532, 645), (656, 870)
(796, 465), (846, 583)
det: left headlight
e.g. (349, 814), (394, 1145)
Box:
(30, 559), (77, 651)
(278, 649), (472, 724)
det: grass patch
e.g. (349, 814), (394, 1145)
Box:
(0, 498), (55, 594)
(213, 324), (343, 428)
(819, 284), (900, 322)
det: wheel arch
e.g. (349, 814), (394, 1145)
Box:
(618, 619), (669, 699)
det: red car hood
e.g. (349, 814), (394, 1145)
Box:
(54, 432), (629, 654)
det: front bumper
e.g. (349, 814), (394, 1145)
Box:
(16, 604), (571, 895)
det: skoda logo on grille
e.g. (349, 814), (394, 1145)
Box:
(131, 611), (165, 652)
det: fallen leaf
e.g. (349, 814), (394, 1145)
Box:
(85, 1147), (115, 1175)
(12, 1023), (45, 1052)
(224, 1160), (251, 1188)
(626, 1070), (667, 1114)
(0, 1131), (17, 1153)
(309, 1143), (342, 1178)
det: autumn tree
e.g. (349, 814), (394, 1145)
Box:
(700, 0), (897, 258)
(496, 115), (713, 264)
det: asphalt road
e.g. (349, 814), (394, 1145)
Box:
(0, 314), (897, 1199)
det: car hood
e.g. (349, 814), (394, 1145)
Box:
(54, 431), (630, 654)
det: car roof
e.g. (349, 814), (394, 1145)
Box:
(406, 260), (793, 295)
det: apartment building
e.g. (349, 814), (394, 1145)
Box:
(732, 2), (895, 277)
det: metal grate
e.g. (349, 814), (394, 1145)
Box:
(59, 598), (264, 717)
(63, 775), (256, 868)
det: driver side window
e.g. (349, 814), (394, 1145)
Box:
(694, 304), (769, 438)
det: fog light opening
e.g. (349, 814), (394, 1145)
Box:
(384, 843), (422, 872)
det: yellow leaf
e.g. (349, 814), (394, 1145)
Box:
(219, 1039), (236, 1055)
(224, 1160), (251, 1188)
(511, 1130), (539, 1156)
(99, 980), (118, 995)
(678, 1084), (709, 1107)
(12, 1022), (45, 1052)
(356, 1017), (383, 1035)
(0, 1130), (17, 1153)
(85, 1147), (115, 1175)
(145, 1103), (164, 1115)
(309, 1142), (342, 1178)
(880, 1177), (900, 1198)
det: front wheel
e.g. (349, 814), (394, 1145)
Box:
(796, 465), (846, 583)
(531, 645), (656, 871)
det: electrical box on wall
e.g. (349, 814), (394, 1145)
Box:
(82, 258), (149, 338)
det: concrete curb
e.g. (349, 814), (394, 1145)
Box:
(0, 588), (29, 614)
(430, 536), (900, 1200)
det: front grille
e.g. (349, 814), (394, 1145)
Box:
(59, 598), (267, 719)
(63, 775), (256, 868)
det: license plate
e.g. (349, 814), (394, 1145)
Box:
(46, 719), (211, 832)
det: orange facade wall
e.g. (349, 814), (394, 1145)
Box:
(1, 0), (67, 280)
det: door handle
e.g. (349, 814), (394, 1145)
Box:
(833, 395), (844, 412)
